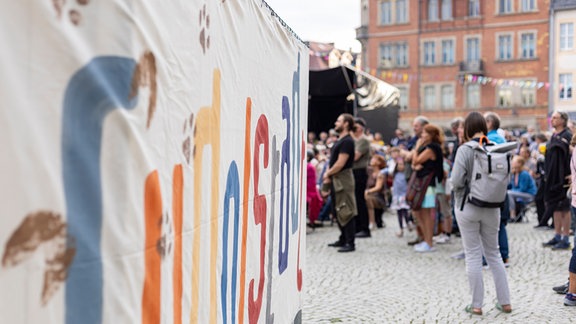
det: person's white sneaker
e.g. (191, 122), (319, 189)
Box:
(414, 241), (435, 253)
(434, 233), (451, 244)
(450, 251), (465, 259)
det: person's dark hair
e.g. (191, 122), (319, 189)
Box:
(354, 117), (366, 128)
(414, 115), (429, 127)
(464, 112), (487, 142)
(423, 124), (444, 145)
(554, 110), (569, 128)
(535, 133), (548, 142)
(371, 154), (387, 170)
(341, 113), (355, 132)
(484, 112), (501, 130)
(306, 149), (315, 162)
(450, 117), (464, 130)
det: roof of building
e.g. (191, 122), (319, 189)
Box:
(553, 0), (576, 11)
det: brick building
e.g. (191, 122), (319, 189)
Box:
(357, 0), (550, 132)
(550, 0), (576, 118)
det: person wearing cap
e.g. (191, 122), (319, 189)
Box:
(352, 117), (373, 237)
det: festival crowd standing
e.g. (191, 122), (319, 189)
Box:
(306, 109), (576, 307)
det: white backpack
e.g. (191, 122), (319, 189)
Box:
(460, 140), (516, 210)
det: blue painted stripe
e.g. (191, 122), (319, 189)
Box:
(62, 56), (138, 324)
(221, 162), (240, 324)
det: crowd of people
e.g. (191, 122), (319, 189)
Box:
(305, 110), (576, 311)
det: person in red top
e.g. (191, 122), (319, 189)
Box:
(306, 150), (323, 229)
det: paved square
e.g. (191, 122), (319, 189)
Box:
(304, 210), (574, 322)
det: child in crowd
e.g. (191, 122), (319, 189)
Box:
(390, 156), (411, 237)
(365, 154), (388, 230)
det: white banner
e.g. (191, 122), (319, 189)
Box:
(0, 1), (308, 323)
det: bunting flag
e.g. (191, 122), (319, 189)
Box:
(362, 68), (553, 91)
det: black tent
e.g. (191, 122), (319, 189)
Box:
(308, 66), (400, 143)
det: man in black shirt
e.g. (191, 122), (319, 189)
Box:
(322, 113), (358, 252)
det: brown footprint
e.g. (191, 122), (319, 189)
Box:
(182, 113), (195, 164)
(156, 212), (173, 259)
(2, 211), (76, 305)
(130, 50), (158, 129)
(199, 4), (210, 54)
(52, 0), (90, 25)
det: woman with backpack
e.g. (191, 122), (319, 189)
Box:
(410, 124), (445, 253)
(450, 112), (511, 315)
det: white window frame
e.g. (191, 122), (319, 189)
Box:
(441, 84), (455, 109)
(521, 86), (536, 107)
(560, 73), (573, 100)
(498, 0), (513, 14)
(468, 0), (480, 17)
(465, 36), (481, 63)
(429, 0), (439, 21)
(520, 0), (536, 12)
(423, 41), (436, 65)
(560, 23), (574, 51)
(398, 85), (409, 110)
(380, 43), (394, 68)
(497, 85), (513, 107)
(441, 0), (452, 20)
(380, 0), (393, 25)
(519, 31), (536, 59)
(396, 0), (408, 23)
(396, 43), (409, 67)
(466, 84), (481, 109)
(441, 39), (455, 64)
(423, 85), (437, 110)
(496, 33), (513, 61)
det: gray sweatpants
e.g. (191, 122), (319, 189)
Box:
(455, 203), (511, 308)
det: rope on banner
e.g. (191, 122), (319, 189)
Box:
(261, 1), (308, 47)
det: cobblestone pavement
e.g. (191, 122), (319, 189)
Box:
(303, 210), (575, 323)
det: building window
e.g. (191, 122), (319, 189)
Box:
(442, 40), (454, 64)
(398, 86), (409, 110)
(560, 73), (573, 100)
(466, 84), (480, 108)
(520, 0), (535, 12)
(466, 37), (480, 63)
(560, 23), (574, 51)
(423, 41), (436, 65)
(380, 43), (394, 67)
(499, 0), (512, 14)
(498, 35), (512, 60)
(424, 86), (436, 110)
(429, 0), (439, 21)
(468, 0), (480, 16)
(497, 86), (513, 107)
(521, 87), (535, 106)
(396, 43), (409, 67)
(441, 85), (454, 109)
(441, 0), (452, 20)
(380, 1), (392, 25)
(396, 0), (408, 23)
(520, 33), (536, 59)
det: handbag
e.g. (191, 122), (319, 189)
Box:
(406, 171), (435, 211)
